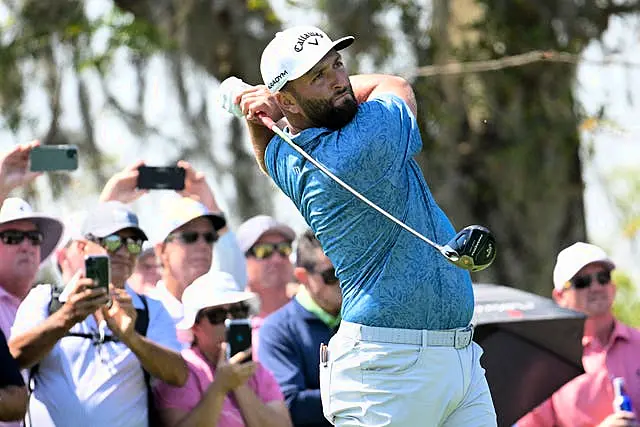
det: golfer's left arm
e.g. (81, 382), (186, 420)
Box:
(349, 74), (418, 116)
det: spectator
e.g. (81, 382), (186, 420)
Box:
(9, 201), (187, 427)
(129, 242), (162, 296)
(0, 142), (63, 338)
(236, 215), (296, 356)
(259, 229), (341, 427)
(99, 161), (247, 341)
(154, 270), (292, 427)
(516, 242), (640, 427)
(0, 329), (27, 422)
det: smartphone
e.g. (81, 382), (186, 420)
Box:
(85, 255), (111, 305)
(136, 166), (186, 190)
(225, 319), (252, 362)
(29, 145), (79, 172)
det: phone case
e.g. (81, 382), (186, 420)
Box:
(136, 166), (186, 190)
(84, 255), (111, 290)
(224, 319), (252, 361)
(29, 145), (79, 172)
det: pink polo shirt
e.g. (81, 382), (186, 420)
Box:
(517, 321), (640, 426)
(0, 286), (21, 338)
(154, 347), (283, 427)
(0, 287), (23, 427)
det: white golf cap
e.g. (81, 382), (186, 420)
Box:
(177, 271), (259, 330)
(260, 25), (354, 93)
(236, 215), (296, 253)
(552, 242), (615, 291)
(0, 197), (63, 263)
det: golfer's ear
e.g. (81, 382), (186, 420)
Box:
(277, 91), (301, 115)
(551, 288), (563, 304)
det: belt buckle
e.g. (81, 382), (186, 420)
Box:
(454, 325), (473, 349)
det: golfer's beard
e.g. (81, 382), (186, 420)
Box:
(301, 90), (358, 130)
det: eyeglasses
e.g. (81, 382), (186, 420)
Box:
(198, 303), (250, 325)
(566, 270), (612, 290)
(166, 231), (218, 245)
(96, 234), (145, 255)
(315, 266), (339, 286)
(0, 230), (44, 246)
(247, 242), (293, 260)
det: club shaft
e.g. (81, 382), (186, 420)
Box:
(260, 114), (444, 252)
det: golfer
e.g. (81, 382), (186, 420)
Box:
(224, 25), (496, 427)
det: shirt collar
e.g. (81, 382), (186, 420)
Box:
(582, 320), (630, 347)
(155, 280), (183, 310)
(0, 286), (21, 307)
(295, 286), (340, 329)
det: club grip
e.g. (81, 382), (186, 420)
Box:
(258, 113), (277, 130)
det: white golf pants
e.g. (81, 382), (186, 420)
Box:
(320, 321), (497, 427)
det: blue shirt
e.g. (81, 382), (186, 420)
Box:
(258, 298), (335, 427)
(265, 94), (474, 330)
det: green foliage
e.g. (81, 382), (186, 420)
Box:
(0, 0), (170, 131)
(612, 270), (640, 328)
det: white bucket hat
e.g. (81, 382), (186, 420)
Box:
(552, 242), (615, 291)
(0, 197), (63, 263)
(177, 271), (260, 331)
(260, 25), (354, 93)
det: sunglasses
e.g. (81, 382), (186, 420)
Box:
(0, 230), (44, 246)
(315, 266), (339, 285)
(96, 234), (145, 255)
(566, 270), (612, 290)
(247, 242), (293, 260)
(198, 303), (250, 325)
(166, 231), (218, 245)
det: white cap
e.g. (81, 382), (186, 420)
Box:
(552, 242), (615, 291)
(177, 271), (260, 330)
(236, 215), (296, 253)
(260, 25), (354, 93)
(0, 197), (63, 263)
(155, 197), (226, 244)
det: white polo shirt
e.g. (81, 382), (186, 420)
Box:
(153, 281), (192, 348)
(11, 284), (180, 427)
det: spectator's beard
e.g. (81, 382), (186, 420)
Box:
(297, 87), (358, 130)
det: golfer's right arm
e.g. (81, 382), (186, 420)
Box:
(246, 120), (275, 174)
(349, 74), (418, 117)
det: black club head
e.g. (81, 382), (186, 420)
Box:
(440, 225), (497, 272)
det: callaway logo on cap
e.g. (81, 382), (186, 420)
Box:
(260, 25), (354, 93)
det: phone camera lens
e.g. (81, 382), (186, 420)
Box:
(66, 149), (77, 158)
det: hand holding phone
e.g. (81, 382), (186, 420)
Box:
(0, 140), (42, 194)
(136, 166), (186, 190)
(29, 145), (79, 172)
(225, 319), (252, 362)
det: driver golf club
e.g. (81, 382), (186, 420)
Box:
(258, 114), (496, 272)
(216, 78), (496, 271)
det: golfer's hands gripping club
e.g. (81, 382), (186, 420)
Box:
(217, 77), (282, 127)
